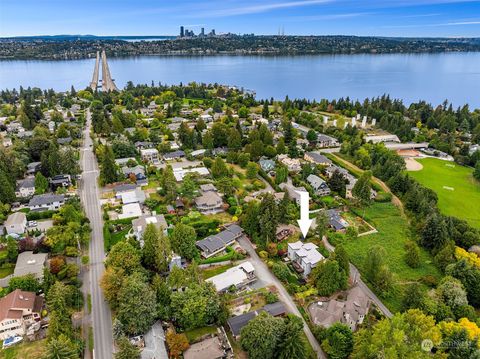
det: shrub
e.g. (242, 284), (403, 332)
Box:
(265, 291), (279, 304)
(272, 262), (290, 282)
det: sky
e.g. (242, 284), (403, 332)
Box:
(1, 0), (480, 37)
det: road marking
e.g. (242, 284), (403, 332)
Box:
(84, 170), (99, 174)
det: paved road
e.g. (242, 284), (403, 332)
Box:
(322, 237), (393, 318)
(237, 236), (326, 359)
(80, 110), (114, 359)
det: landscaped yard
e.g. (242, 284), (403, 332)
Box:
(201, 263), (234, 279)
(339, 202), (441, 313)
(0, 339), (46, 359)
(0, 264), (14, 279)
(408, 157), (480, 228)
(183, 326), (217, 343)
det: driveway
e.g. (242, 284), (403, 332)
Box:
(236, 236), (326, 359)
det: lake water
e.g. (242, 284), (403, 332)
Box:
(1, 53), (479, 107)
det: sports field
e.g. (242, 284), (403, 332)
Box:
(408, 157), (480, 228)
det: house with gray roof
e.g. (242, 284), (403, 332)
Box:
(13, 251), (48, 281)
(227, 302), (287, 339)
(196, 224), (244, 258)
(28, 194), (65, 212)
(195, 189), (223, 215)
(304, 152), (332, 166)
(132, 213), (168, 246)
(5, 212), (27, 235)
(15, 177), (35, 198)
(306, 174), (331, 196)
(259, 158), (275, 172)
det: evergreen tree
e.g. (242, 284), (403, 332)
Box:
(35, 171), (49, 194)
(278, 315), (307, 359)
(100, 145), (118, 184)
(352, 171), (372, 205)
(258, 194), (278, 247)
(332, 243), (350, 277)
(0, 169), (15, 203)
(170, 223), (198, 260)
(115, 336), (141, 359)
(327, 170), (347, 198)
(44, 334), (79, 359)
(262, 101), (270, 119)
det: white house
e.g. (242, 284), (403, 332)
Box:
(207, 261), (256, 292)
(28, 194), (65, 212)
(118, 203), (142, 220)
(120, 189), (146, 204)
(288, 241), (324, 276)
(140, 148), (160, 165)
(15, 177), (35, 198)
(5, 212), (27, 235)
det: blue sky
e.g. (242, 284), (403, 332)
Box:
(1, 0), (480, 37)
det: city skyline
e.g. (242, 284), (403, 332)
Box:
(1, 0), (480, 37)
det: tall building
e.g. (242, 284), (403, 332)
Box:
(180, 26), (184, 38)
(200, 27), (205, 37)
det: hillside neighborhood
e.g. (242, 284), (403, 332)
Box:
(0, 83), (479, 359)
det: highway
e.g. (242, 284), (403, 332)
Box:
(89, 51), (100, 91)
(80, 109), (114, 359)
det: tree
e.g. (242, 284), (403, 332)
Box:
(8, 274), (40, 293)
(0, 169), (15, 203)
(311, 259), (348, 296)
(178, 174), (197, 199)
(437, 276), (468, 311)
(352, 171), (372, 205)
(321, 323), (353, 359)
(100, 145), (118, 184)
(43, 334), (79, 359)
(421, 213), (448, 251)
(262, 101), (270, 119)
(315, 211), (329, 239)
(6, 236), (18, 262)
(105, 241), (142, 275)
(352, 310), (442, 359)
(165, 328), (189, 359)
(161, 165), (177, 202)
(142, 223), (171, 272)
(404, 240), (421, 268)
(41, 142), (61, 177)
(115, 336), (141, 359)
(446, 259), (480, 307)
(328, 170), (347, 197)
(241, 201), (260, 238)
(211, 157), (229, 178)
(116, 273), (157, 334)
(170, 223), (198, 260)
(278, 315), (307, 359)
(241, 312), (285, 359)
(332, 244), (350, 277)
(246, 162), (259, 179)
(401, 283), (426, 311)
(35, 171), (49, 194)
(258, 193), (278, 247)
(100, 267), (125, 310)
(364, 245), (393, 296)
(306, 129), (317, 142)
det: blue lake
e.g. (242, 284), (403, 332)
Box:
(1, 53), (479, 107)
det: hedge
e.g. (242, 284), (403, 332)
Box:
(26, 210), (57, 221)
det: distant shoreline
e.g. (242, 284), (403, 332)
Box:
(2, 35), (479, 60)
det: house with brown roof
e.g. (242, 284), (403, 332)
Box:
(0, 289), (43, 340)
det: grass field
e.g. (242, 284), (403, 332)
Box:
(340, 202), (441, 313)
(0, 340), (46, 359)
(408, 158), (480, 228)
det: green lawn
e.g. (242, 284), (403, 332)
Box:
(0, 265), (14, 279)
(339, 202), (441, 313)
(201, 264), (234, 279)
(184, 326), (217, 343)
(408, 158), (480, 228)
(0, 339), (46, 359)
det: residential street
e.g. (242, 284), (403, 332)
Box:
(236, 236), (326, 359)
(79, 110), (114, 359)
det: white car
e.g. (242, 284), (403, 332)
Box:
(27, 221), (38, 227)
